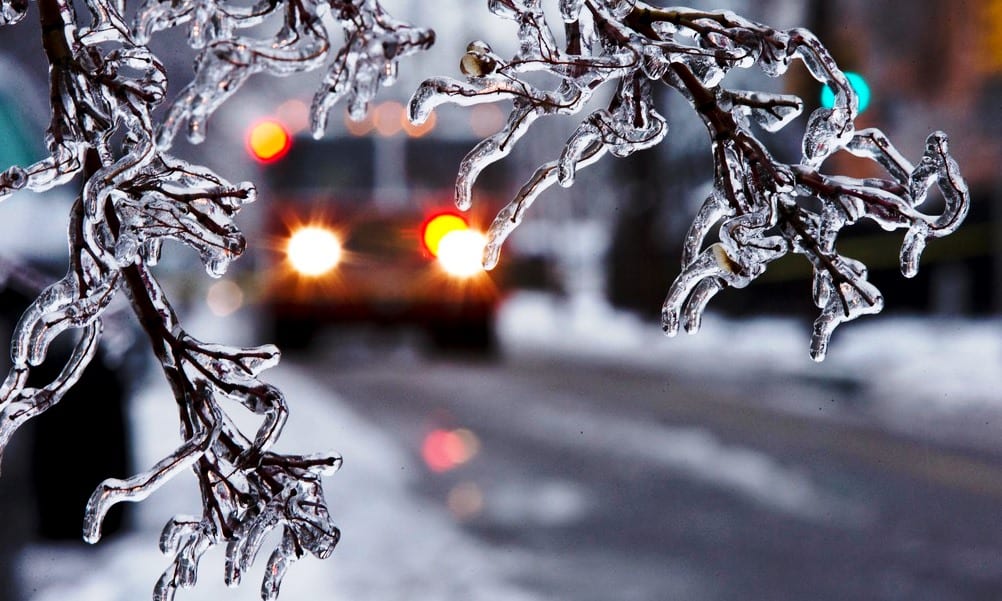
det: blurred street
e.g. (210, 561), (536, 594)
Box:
(314, 328), (1002, 601)
(10, 296), (1002, 601)
(1, 0), (1001, 599)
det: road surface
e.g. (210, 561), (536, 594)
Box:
(310, 344), (1002, 601)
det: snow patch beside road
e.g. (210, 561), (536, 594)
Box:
(18, 364), (543, 601)
(498, 292), (1002, 450)
(503, 388), (869, 525)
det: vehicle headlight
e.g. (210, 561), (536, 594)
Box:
(287, 226), (342, 276)
(436, 229), (487, 278)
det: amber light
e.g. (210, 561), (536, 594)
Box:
(247, 119), (292, 163)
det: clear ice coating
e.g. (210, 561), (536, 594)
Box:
(0, 0), (27, 24)
(0, 0), (974, 597)
(140, 0), (434, 148)
(0, 0), (429, 599)
(410, 1), (971, 360)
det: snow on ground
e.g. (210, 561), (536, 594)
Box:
(479, 380), (872, 526)
(497, 292), (1002, 448)
(14, 292), (1002, 600)
(17, 362), (542, 601)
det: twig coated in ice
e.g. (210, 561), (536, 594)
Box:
(411, 0), (970, 360)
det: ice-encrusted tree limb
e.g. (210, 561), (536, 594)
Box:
(137, 0), (435, 147)
(410, 0), (970, 360)
(0, 0), (430, 598)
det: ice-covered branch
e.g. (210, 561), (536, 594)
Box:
(0, 0), (430, 598)
(0, 0), (166, 199)
(89, 259), (341, 601)
(142, 0), (434, 147)
(411, 0), (970, 359)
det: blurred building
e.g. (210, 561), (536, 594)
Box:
(792, 0), (1000, 315)
(0, 0), (999, 317)
(608, 0), (1002, 318)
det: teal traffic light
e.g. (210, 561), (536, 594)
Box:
(820, 72), (871, 114)
(0, 91), (41, 171)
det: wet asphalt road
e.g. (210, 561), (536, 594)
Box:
(306, 346), (1002, 601)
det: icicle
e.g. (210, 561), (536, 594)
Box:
(456, 105), (540, 210)
(560, 0), (584, 21)
(0, 0), (27, 25)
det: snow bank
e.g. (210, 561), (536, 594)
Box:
(18, 364), (541, 601)
(498, 292), (1002, 447)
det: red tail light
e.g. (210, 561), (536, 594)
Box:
(421, 212), (487, 277)
(421, 213), (468, 257)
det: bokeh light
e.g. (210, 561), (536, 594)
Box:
(820, 71), (871, 114)
(287, 226), (342, 276)
(422, 213), (469, 257)
(344, 111), (375, 136)
(470, 104), (505, 137)
(437, 230), (487, 278)
(206, 280), (244, 317)
(373, 101), (404, 137)
(276, 99), (310, 135)
(246, 119), (292, 163)
(402, 109), (436, 138)
(447, 482), (485, 520)
(422, 428), (480, 472)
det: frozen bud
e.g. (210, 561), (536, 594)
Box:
(1, 165), (27, 192)
(460, 49), (498, 77)
(711, 243), (740, 275)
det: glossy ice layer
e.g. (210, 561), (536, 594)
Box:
(0, 0), (429, 599)
(411, 0), (970, 360)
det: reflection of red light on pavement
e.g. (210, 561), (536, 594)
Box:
(422, 429), (479, 472)
(448, 482), (484, 520)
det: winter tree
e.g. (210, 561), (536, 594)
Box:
(0, 0), (970, 599)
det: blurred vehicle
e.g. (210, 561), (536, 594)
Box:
(259, 134), (514, 351)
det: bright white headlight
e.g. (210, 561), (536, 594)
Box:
(436, 229), (487, 278)
(287, 227), (342, 276)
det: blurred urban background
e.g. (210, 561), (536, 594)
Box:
(0, 0), (1001, 600)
